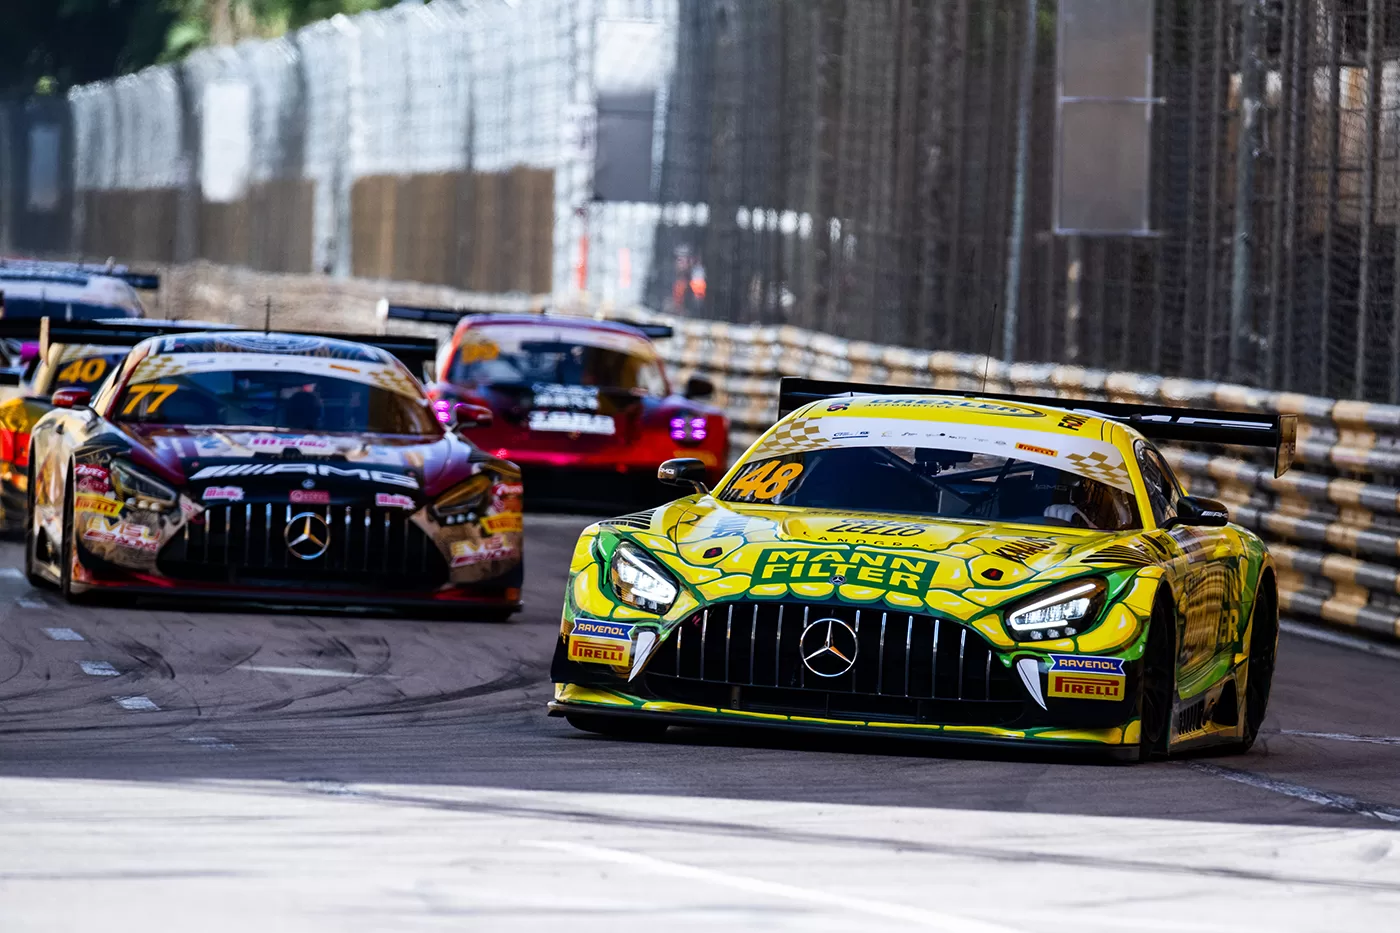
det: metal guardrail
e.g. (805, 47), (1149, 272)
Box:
(599, 309), (1400, 643)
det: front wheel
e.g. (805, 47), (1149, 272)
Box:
(566, 713), (669, 741)
(58, 472), (81, 602)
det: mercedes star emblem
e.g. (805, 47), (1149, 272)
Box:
(285, 511), (331, 560)
(799, 617), (859, 678)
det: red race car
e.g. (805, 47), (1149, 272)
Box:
(382, 303), (728, 509)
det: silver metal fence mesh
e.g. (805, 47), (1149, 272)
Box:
(12, 0), (1400, 402)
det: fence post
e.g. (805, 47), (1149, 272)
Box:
(1229, 0), (1262, 381)
(1002, 0), (1038, 363)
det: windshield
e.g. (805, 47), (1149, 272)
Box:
(48, 351), (127, 392)
(113, 368), (441, 435)
(449, 327), (666, 394)
(719, 445), (1141, 531)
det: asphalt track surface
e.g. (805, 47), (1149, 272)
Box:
(2, 513), (1400, 932)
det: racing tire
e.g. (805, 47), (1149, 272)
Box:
(58, 471), (82, 603)
(1137, 592), (1177, 762)
(1229, 581), (1279, 755)
(565, 713), (669, 741)
(23, 457), (48, 590)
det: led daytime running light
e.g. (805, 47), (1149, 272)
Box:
(1006, 580), (1102, 632)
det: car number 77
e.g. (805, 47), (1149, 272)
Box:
(121, 383), (180, 415)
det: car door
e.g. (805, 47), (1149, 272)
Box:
(1135, 441), (1241, 681)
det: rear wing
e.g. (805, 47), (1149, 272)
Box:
(778, 377), (1298, 478)
(0, 258), (160, 290)
(375, 299), (674, 340)
(36, 320), (439, 372)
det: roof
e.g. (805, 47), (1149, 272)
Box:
(148, 331), (395, 364)
(456, 313), (657, 342)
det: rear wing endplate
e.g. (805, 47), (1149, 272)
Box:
(779, 377), (1298, 477)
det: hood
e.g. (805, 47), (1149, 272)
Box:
(118, 426), (461, 499)
(607, 498), (1141, 619)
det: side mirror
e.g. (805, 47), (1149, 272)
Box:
(683, 375), (714, 400)
(658, 457), (709, 494)
(1163, 496), (1229, 529)
(51, 387), (91, 410)
(450, 402), (493, 430)
(0, 369), (21, 386)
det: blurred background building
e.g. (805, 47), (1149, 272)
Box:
(3, 0), (1400, 402)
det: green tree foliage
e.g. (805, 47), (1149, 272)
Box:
(1, 0), (402, 95)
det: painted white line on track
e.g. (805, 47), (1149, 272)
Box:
(78, 660), (120, 677)
(18, 597), (50, 609)
(42, 627), (84, 641)
(112, 695), (160, 711)
(1281, 619), (1400, 662)
(1279, 729), (1400, 747)
(237, 663), (374, 679)
(1188, 762), (1400, 822)
(525, 840), (1024, 933)
(183, 736), (237, 751)
(0, 567), (25, 581)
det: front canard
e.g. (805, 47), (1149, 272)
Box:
(567, 619), (633, 666)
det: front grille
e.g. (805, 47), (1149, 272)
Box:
(158, 502), (449, 590)
(645, 602), (1024, 725)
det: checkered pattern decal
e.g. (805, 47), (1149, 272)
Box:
(1064, 451), (1133, 491)
(753, 418), (826, 457)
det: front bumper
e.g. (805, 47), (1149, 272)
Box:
(549, 633), (1143, 749)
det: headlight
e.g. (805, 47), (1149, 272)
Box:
(109, 460), (177, 512)
(432, 474), (491, 525)
(1004, 578), (1107, 641)
(609, 541), (679, 614)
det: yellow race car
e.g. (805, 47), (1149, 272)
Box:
(548, 378), (1296, 761)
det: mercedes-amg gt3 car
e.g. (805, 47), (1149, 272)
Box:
(380, 301), (729, 508)
(24, 328), (523, 616)
(549, 377), (1295, 761)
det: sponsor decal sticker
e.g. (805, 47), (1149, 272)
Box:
(1048, 672), (1125, 701)
(481, 512), (523, 535)
(1047, 654), (1125, 702)
(290, 489), (331, 505)
(190, 463), (418, 490)
(826, 520), (925, 538)
(532, 383), (599, 411)
(249, 435), (335, 451)
(751, 546), (936, 599)
(1015, 441), (1058, 458)
(490, 482), (524, 511)
(527, 410), (615, 435)
(1057, 413), (1089, 431)
(203, 486), (244, 502)
(1049, 654), (1126, 675)
(75, 464), (111, 493)
(990, 538), (1056, 563)
(83, 521), (159, 553)
(75, 494), (122, 518)
(376, 493), (415, 509)
(567, 619), (634, 665)
(449, 538), (516, 567)
(865, 398), (1044, 417)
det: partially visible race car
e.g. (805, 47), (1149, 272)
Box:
(0, 258), (155, 374)
(381, 302), (728, 509)
(25, 327), (523, 616)
(0, 319), (234, 532)
(549, 377), (1294, 762)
